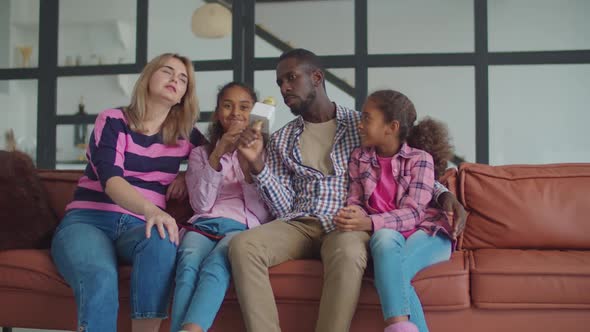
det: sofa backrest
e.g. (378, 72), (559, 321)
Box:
(459, 163), (590, 250)
(37, 170), (193, 224)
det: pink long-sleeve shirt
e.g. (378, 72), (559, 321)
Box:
(185, 145), (271, 229)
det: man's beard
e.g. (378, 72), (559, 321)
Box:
(288, 90), (316, 116)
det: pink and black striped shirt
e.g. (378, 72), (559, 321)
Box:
(66, 108), (206, 219)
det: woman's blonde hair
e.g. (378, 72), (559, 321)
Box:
(125, 53), (198, 145)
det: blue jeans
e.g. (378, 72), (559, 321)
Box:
(371, 229), (451, 332)
(50, 209), (178, 332)
(171, 217), (246, 332)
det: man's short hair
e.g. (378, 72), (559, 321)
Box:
(278, 48), (324, 72)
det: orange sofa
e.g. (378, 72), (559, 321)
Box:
(1, 163), (589, 332)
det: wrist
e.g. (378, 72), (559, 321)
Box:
(251, 157), (265, 175)
(364, 216), (373, 231)
(142, 202), (157, 217)
(438, 191), (451, 209)
(209, 150), (223, 171)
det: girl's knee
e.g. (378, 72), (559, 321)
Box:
(370, 229), (405, 252)
(200, 258), (231, 282)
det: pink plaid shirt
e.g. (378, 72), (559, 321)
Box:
(347, 143), (452, 238)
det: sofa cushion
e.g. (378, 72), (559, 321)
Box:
(225, 251), (469, 311)
(0, 152), (59, 250)
(400, 250), (469, 311)
(459, 163), (590, 249)
(37, 170), (81, 220)
(1, 250), (468, 312)
(0, 249), (132, 298)
(471, 249), (590, 309)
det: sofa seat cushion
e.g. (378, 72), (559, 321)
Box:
(0, 249), (132, 298)
(471, 249), (590, 309)
(226, 251), (469, 311)
(2, 250), (469, 311)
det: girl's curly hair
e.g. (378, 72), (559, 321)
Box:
(368, 90), (454, 178)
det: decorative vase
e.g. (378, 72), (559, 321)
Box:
(17, 45), (33, 68)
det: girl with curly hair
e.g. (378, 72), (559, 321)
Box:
(334, 89), (454, 332)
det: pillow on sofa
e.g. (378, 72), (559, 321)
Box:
(0, 150), (59, 250)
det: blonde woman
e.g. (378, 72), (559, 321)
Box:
(51, 53), (206, 332)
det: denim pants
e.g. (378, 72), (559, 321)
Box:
(50, 209), (178, 332)
(170, 217), (246, 332)
(371, 229), (451, 332)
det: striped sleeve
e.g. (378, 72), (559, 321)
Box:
(88, 110), (127, 189)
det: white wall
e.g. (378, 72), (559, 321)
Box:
(148, 0), (231, 61)
(58, 0), (135, 66)
(488, 0), (590, 52)
(10, 0), (39, 67)
(254, 0), (355, 56)
(367, 0), (474, 54)
(0, 0), (10, 68)
(489, 64), (590, 165)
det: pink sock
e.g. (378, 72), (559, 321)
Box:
(384, 321), (419, 332)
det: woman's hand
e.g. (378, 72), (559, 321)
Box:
(166, 173), (187, 201)
(144, 204), (179, 246)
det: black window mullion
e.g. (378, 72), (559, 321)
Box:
(136, 0), (148, 69)
(354, 0), (368, 112)
(489, 50), (590, 65)
(367, 53), (477, 67)
(232, 0), (245, 83)
(192, 60), (235, 72)
(37, 0), (59, 168)
(474, 0), (489, 164)
(243, 0), (256, 86)
(56, 114), (97, 125)
(0, 68), (38, 80)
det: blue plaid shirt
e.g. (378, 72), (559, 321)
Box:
(254, 104), (447, 233)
